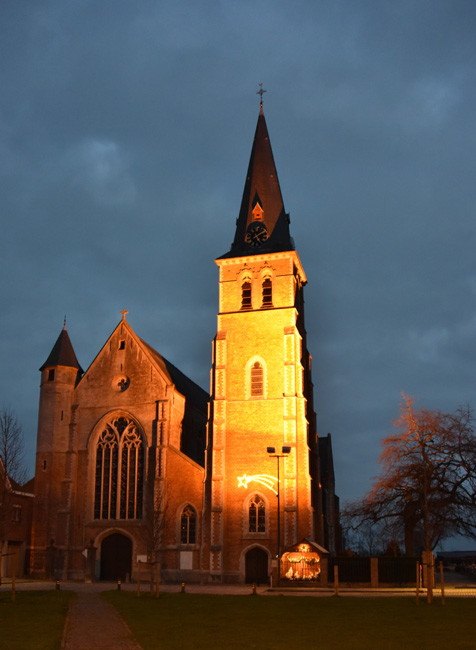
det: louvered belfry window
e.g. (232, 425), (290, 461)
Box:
(94, 417), (144, 520)
(262, 278), (272, 306)
(241, 281), (252, 309)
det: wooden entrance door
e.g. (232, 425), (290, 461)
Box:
(100, 533), (132, 581)
(245, 547), (269, 584)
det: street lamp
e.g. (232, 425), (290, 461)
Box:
(267, 446), (291, 585)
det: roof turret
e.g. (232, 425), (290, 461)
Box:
(39, 324), (83, 373)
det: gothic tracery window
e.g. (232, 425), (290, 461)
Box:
(248, 495), (266, 533)
(94, 417), (144, 520)
(180, 505), (197, 544)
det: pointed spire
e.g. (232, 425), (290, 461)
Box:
(40, 325), (83, 373)
(220, 98), (294, 259)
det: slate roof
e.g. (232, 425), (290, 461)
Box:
(219, 106), (294, 259)
(140, 338), (209, 411)
(39, 326), (83, 373)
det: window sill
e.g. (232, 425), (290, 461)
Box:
(243, 532), (269, 540)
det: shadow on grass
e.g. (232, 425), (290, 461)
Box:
(104, 591), (476, 650)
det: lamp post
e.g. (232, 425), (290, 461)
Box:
(267, 446), (291, 585)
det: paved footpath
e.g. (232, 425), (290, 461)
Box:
(61, 589), (143, 650)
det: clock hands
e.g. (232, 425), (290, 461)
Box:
(245, 222), (268, 247)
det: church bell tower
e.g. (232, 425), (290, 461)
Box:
(205, 97), (322, 583)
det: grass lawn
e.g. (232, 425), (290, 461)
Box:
(0, 590), (74, 650)
(104, 591), (476, 650)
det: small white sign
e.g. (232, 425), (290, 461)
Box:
(180, 551), (193, 570)
(136, 554), (148, 563)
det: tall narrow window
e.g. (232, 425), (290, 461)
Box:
(250, 362), (264, 397)
(94, 428), (118, 519)
(94, 417), (144, 520)
(11, 505), (22, 523)
(262, 278), (272, 306)
(241, 281), (252, 309)
(180, 505), (197, 544)
(120, 426), (144, 519)
(249, 495), (266, 533)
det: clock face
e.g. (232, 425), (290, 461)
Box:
(245, 222), (268, 247)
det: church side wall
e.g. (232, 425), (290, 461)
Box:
(159, 448), (205, 583)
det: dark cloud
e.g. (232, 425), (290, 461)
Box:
(1, 0), (476, 548)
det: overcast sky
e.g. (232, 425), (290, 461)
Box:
(1, 1), (475, 548)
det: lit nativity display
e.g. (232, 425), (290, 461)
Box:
(281, 540), (328, 582)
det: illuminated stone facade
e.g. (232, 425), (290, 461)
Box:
(31, 320), (207, 581)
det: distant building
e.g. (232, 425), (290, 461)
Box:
(437, 551), (476, 566)
(29, 103), (339, 583)
(0, 457), (34, 579)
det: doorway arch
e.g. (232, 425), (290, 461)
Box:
(245, 547), (269, 584)
(100, 533), (132, 581)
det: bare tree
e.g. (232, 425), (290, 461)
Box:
(344, 395), (476, 556)
(141, 475), (168, 590)
(0, 407), (27, 583)
(344, 519), (401, 557)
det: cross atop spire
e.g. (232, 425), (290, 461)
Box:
(257, 83), (267, 111)
(120, 309), (128, 321)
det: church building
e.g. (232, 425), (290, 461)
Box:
(29, 100), (339, 583)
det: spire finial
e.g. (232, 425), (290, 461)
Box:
(120, 309), (128, 321)
(257, 83), (267, 110)
(63, 315), (67, 330)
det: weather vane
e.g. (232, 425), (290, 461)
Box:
(257, 83), (267, 107)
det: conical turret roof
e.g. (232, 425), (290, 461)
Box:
(39, 325), (83, 373)
(220, 105), (294, 259)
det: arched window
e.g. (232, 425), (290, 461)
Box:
(261, 278), (272, 306)
(241, 280), (252, 309)
(180, 505), (197, 544)
(250, 362), (264, 397)
(249, 495), (266, 533)
(94, 417), (144, 520)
